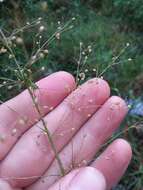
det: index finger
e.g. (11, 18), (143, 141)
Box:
(0, 71), (75, 160)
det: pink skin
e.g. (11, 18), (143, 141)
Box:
(28, 96), (128, 190)
(0, 179), (20, 190)
(0, 78), (110, 187)
(48, 167), (106, 190)
(93, 139), (132, 190)
(0, 71), (132, 190)
(0, 71), (75, 160)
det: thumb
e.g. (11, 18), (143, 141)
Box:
(0, 179), (20, 190)
(48, 167), (106, 190)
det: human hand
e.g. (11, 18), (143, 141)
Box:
(0, 71), (132, 190)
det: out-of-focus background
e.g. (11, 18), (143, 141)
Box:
(0, 1), (143, 189)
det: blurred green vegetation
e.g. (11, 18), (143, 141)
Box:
(0, 0), (143, 189)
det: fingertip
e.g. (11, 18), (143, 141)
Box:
(56, 71), (76, 89)
(99, 79), (111, 98)
(37, 71), (76, 91)
(86, 78), (110, 104)
(90, 78), (111, 98)
(79, 167), (107, 189)
(112, 138), (132, 163)
(109, 96), (128, 113)
(97, 78), (110, 92)
(93, 138), (132, 189)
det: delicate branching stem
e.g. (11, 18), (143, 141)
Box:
(12, 1), (29, 61)
(27, 87), (65, 177)
(76, 42), (82, 84)
(99, 45), (129, 77)
(27, 18), (75, 67)
(0, 19), (76, 178)
(0, 29), (22, 74)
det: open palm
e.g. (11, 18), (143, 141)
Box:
(0, 72), (132, 190)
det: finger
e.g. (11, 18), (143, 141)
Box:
(0, 78), (110, 188)
(0, 71), (75, 160)
(48, 167), (106, 190)
(92, 139), (132, 190)
(28, 96), (127, 190)
(0, 179), (21, 190)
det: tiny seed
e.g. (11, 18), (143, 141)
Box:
(105, 156), (110, 160)
(43, 49), (49, 54)
(49, 106), (54, 111)
(0, 134), (6, 142)
(55, 32), (60, 40)
(107, 117), (110, 121)
(43, 105), (49, 109)
(19, 119), (25, 125)
(39, 26), (45, 32)
(11, 128), (17, 136)
(87, 113), (91, 117)
(88, 99), (93, 103)
(82, 160), (87, 165)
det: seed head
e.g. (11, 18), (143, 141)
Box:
(16, 37), (23, 45)
(39, 26), (45, 32)
(0, 134), (6, 142)
(11, 128), (17, 136)
(55, 32), (60, 40)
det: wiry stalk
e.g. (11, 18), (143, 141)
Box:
(27, 86), (65, 177)
(0, 24), (66, 177)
